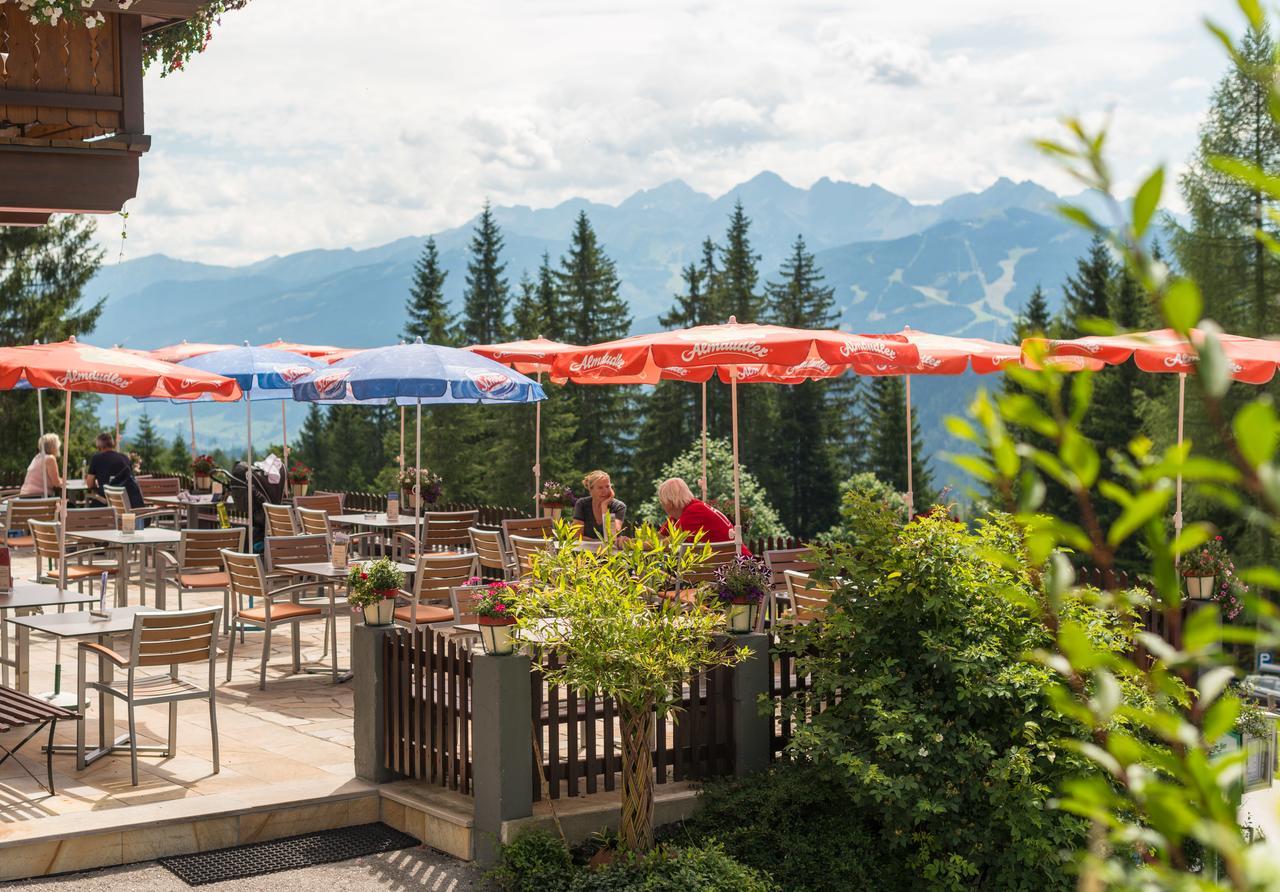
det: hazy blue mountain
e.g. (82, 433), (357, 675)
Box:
(86, 172), (1106, 476)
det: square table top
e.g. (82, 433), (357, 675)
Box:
(66, 528), (183, 546)
(0, 581), (99, 611)
(275, 560), (417, 580)
(7, 605), (149, 637)
(64, 479), (87, 491)
(331, 513), (417, 529)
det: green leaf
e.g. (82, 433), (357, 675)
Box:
(1162, 279), (1202, 332)
(1209, 155), (1280, 200)
(1183, 604), (1223, 653)
(1239, 0), (1265, 28)
(1233, 397), (1278, 467)
(1058, 204), (1101, 232)
(1107, 487), (1172, 547)
(1195, 666), (1237, 708)
(1196, 324), (1231, 398)
(1131, 167), (1164, 237)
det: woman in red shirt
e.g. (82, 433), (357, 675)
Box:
(656, 477), (742, 547)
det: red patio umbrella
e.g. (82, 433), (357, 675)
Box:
(150, 341), (236, 364)
(258, 339), (347, 359)
(731, 328), (1019, 516)
(553, 319), (919, 541)
(1023, 328), (1280, 536)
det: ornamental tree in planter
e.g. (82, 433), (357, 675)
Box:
(518, 525), (747, 852)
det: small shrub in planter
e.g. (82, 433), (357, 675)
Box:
(346, 558), (404, 626)
(711, 554), (769, 633)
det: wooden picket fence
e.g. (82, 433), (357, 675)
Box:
(530, 651), (736, 801)
(382, 628), (473, 793)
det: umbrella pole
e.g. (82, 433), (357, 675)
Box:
(1174, 372), (1186, 540)
(905, 374), (914, 520)
(114, 396), (120, 451)
(399, 405), (405, 471)
(534, 373), (542, 515)
(281, 401), (288, 470)
(730, 369), (742, 546)
(53, 392), (71, 700)
(188, 403), (197, 458)
(37, 388), (46, 496)
(701, 381), (708, 500)
(246, 399), (253, 555)
(416, 397), (423, 549)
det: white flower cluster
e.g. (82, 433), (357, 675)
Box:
(16, 0), (110, 28)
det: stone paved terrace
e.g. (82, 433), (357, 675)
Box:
(0, 549), (358, 824)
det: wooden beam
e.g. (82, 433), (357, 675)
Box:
(117, 14), (144, 135)
(0, 212), (53, 227)
(0, 145), (140, 214)
(0, 90), (124, 112)
(86, 1), (206, 20)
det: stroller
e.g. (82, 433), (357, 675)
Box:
(213, 461), (285, 552)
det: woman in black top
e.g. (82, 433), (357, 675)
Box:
(572, 470), (625, 540)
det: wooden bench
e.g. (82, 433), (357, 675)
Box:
(0, 685), (76, 794)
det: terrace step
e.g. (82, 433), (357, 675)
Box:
(0, 775), (478, 882)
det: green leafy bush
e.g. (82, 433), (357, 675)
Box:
(490, 832), (773, 891)
(489, 830), (576, 892)
(774, 497), (1143, 890)
(681, 763), (896, 891)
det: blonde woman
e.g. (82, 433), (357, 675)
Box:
(655, 477), (740, 547)
(571, 470), (626, 539)
(19, 432), (64, 497)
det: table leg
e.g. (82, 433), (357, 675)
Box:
(153, 546), (167, 611)
(115, 543), (129, 608)
(16, 623), (29, 693)
(0, 606), (8, 688)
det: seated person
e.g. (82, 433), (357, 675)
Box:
(85, 432), (144, 508)
(18, 433), (64, 498)
(572, 470), (625, 540)
(657, 477), (747, 551)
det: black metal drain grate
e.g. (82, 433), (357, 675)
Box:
(158, 822), (420, 886)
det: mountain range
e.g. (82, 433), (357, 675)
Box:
(84, 171), (1112, 486)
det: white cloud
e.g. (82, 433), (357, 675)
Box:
(104, 0), (1241, 266)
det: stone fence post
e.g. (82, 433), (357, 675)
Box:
(728, 631), (771, 776)
(352, 623), (403, 784)
(471, 651), (534, 866)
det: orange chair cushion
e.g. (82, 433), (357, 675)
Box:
(7, 535), (34, 548)
(61, 563), (120, 579)
(393, 604), (455, 625)
(237, 602), (322, 623)
(179, 571), (230, 589)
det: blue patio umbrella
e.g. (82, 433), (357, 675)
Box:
(291, 339), (546, 545)
(174, 347), (327, 553)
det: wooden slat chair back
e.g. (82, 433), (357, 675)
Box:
(102, 485), (130, 519)
(160, 528), (245, 618)
(263, 503), (298, 537)
(423, 510), (480, 550)
(783, 570), (834, 624)
(29, 519), (117, 589)
(292, 493), (344, 516)
(76, 607), (222, 785)
(295, 507), (332, 539)
(137, 477), (181, 501)
(501, 516), (553, 544)
(508, 534), (554, 580)
(396, 551), (479, 629)
(264, 534), (330, 570)
(105, 485), (179, 529)
(679, 540), (740, 585)
(63, 507), (118, 533)
(220, 549), (328, 690)
(4, 497), (58, 549)
(764, 547), (817, 591)
(468, 526), (510, 580)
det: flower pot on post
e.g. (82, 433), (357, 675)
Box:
(479, 615), (517, 655)
(287, 463), (313, 501)
(291, 481), (309, 498)
(347, 558), (405, 628)
(714, 554), (770, 635)
(191, 455), (216, 493)
(726, 598), (758, 633)
(538, 482), (574, 523)
(542, 505), (563, 521)
(1185, 574), (1217, 600)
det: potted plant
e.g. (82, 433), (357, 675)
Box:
(191, 455), (215, 492)
(539, 480), (575, 520)
(713, 553), (769, 633)
(474, 581), (520, 655)
(129, 451), (143, 474)
(1179, 535), (1232, 600)
(288, 462), (313, 498)
(346, 557), (404, 626)
(399, 466), (443, 509)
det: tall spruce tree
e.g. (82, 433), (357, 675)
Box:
(0, 217), (105, 472)
(404, 236), (455, 345)
(166, 431), (190, 474)
(763, 236), (840, 536)
(866, 375), (933, 512)
(1061, 235), (1114, 335)
(132, 411), (164, 474)
(557, 212), (634, 482)
(461, 202), (510, 345)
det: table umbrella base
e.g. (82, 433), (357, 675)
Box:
(47, 735), (169, 768)
(36, 690), (78, 710)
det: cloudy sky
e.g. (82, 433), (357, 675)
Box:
(120, 0), (1238, 266)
